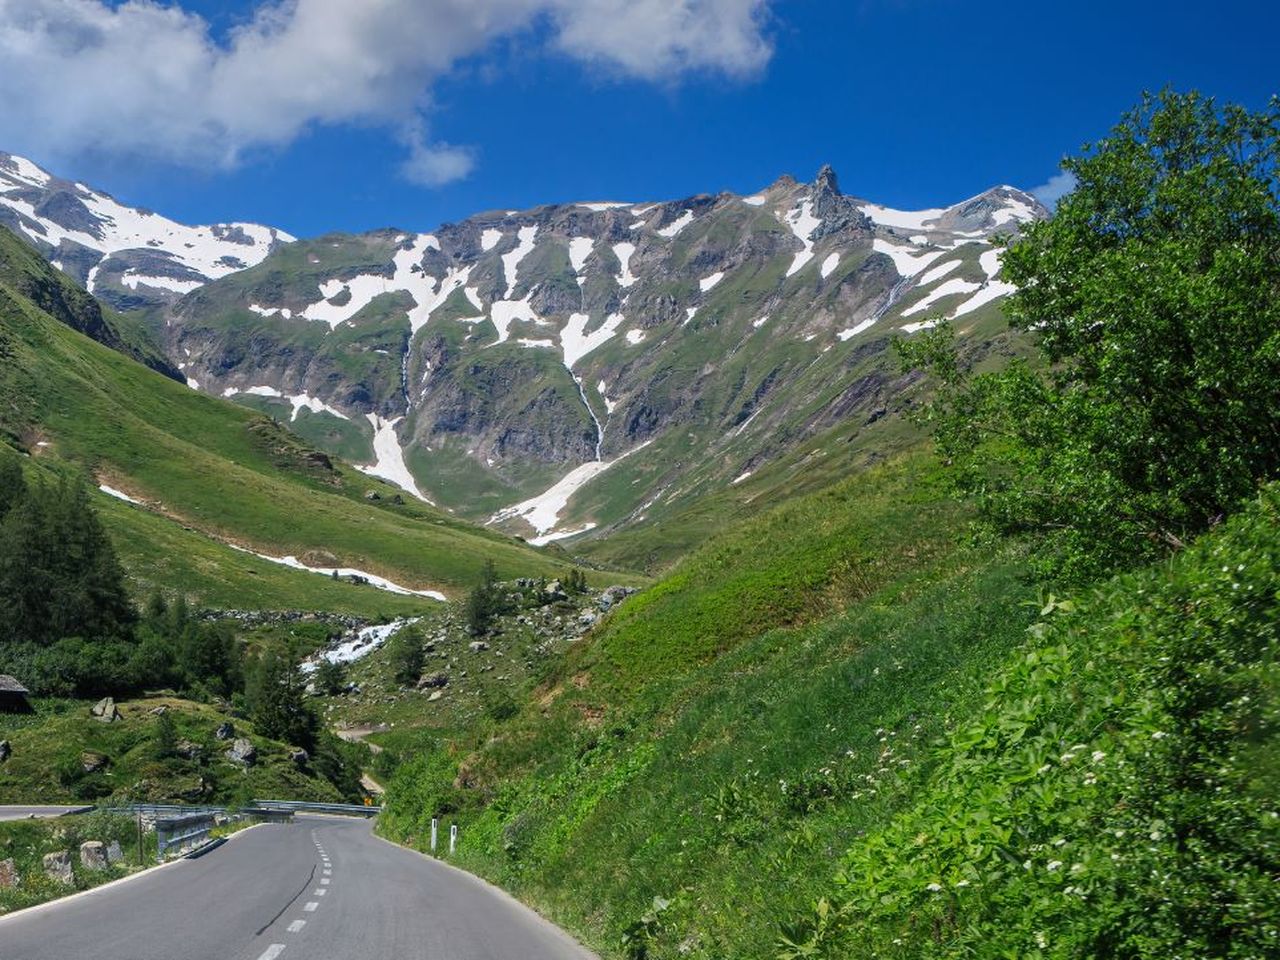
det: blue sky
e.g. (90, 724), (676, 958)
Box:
(4, 1), (1276, 237)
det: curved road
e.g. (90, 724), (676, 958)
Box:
(0, 816), (596, 960)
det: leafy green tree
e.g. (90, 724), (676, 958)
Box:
(899, 91), (1280, 576)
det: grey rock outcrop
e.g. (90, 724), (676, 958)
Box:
(43, 851), (73, 884)
(91, 697), (121, 722)
(214, 721), (235, 741)
(225, 738), (256, 766)
(79, 841), (108, 871)
(0, 857), (18, 889)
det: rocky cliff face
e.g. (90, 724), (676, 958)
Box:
(3, 148), (1045, 545)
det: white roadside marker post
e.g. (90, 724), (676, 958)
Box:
(449, 823), (458, 855)
(430, 817), (438, 853)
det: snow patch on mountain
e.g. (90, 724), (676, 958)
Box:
(657, 210), (695, 238)
(903, 277), (982, 315)
(784, 200), (820, 277)
(858, 202), (944, 231)
(490, 440), (651, 544)
(872, 238), (946, 277)
(491, 295), (541, 345)
(357, 414), (431, 503)
(480, 228), (503, 251)
(562, 312), (624, 368)
(502, 225), (538, 296)
(918, 259), (962, 285)
(612, 242), (638, 287)
(568, 236), (594, 274)
(699, 271), (724, 292)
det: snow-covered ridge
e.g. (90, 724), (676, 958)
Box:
(0, 151), (292, 297)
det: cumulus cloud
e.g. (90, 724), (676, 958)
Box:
(1030, 170), (1077, 210)
(0, 0), (773, 184)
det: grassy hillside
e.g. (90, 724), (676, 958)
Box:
(376, 459), (1277, 959)
(0, 694), (359, 805)
(0, 226), (629, 611)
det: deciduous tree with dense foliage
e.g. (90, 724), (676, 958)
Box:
(900, 90), (1280, 576)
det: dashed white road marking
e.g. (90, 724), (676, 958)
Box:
(314, 888), (327, 896)
(257, 945), (287, 960)
(320, 878), (330, 885)
(304, 902), (319, 912)
(287, 920), (306, 933)
(323, 869), (331, 876)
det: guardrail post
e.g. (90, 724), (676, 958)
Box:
(430, 818), (438, 852)
(449, 823), (457, 855)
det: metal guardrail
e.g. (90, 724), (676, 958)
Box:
(156, 811), (220, 859)
(253, 799), (381, 818)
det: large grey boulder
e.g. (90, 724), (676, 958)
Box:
(0, 857), (18, 888)
(106, 840), (124, 864)
(288, 748), (309, 765)
(91, 697), (121, 722)
(214, 720), (235, 741)
(417, 672), (449, 689)
(80, 841), (108, 871)
(43, 850), (73, 884)
(225, 738), (256, 766)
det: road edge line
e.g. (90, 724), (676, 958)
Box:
(368, 828), (601, 960)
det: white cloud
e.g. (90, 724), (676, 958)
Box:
(1030, 170), (1077, 210)
(0, 0), (773, 184)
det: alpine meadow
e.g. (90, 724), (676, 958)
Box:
(0, 3), (1275, 957)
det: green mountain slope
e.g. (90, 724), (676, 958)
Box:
(376, 461), (1277, 959)
(0, 226), (626, 614)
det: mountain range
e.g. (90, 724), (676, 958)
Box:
(0, 150), (1044, 552)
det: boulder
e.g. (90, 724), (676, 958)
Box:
(543, 579), (567, 602)
(0, 739), (10, 763)
(0, 857), (19, 889)
(289, 748), (309, 765)
(80, 751), (109, 773)
(80, 841), (108, 871)
(416, 672), (449, 689)
(427, 690), (443, 702)
(149, 705), (169, 716)
(43, 851), (73, 884)
(91, 697), (121, 722)
(175, 739), (203, 760)
(106, 840), (124, 864)
(225, 738), (256, 766)
(214, 721), (235, 741)
(598, 585), (635, 610)
(578, 610), (599, 627)
(468, 641), (489, 653)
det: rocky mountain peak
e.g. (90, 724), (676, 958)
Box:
(813, 164), (841, 197)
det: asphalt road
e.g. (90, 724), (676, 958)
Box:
(0, 816), (598, 960)
(0, 806), (90, 821)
